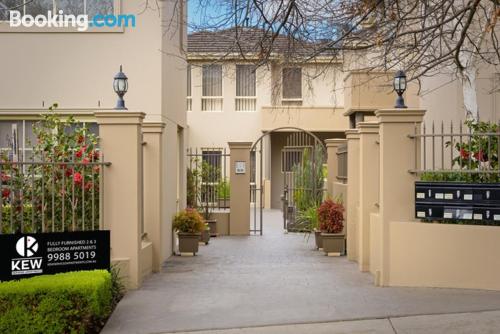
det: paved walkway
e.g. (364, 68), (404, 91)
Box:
(103, 210), (500, 334)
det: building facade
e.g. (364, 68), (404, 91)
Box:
(186, 28), (500, 209)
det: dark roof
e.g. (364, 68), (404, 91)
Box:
(187, 27), (337, 58)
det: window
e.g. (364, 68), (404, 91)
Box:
(0, 120), (98, 163)
(282, 67), (302, 106)
(186, 65), (192, 111)
(201, 149), (222, 203)
(0, 0), (114, 20)
(236, 65), (257, 112)
(202, 64), (223, 111)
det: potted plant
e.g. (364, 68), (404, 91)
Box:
(173, 208), (205, 255)
(296, 206), (321, 249)
(199, 222), (211, 245)
(217, 178), (230, 208)
(318, 199), (345, 256)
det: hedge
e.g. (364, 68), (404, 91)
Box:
(0, 270), (112, 334)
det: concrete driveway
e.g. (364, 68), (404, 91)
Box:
(103, 210), (500, 334)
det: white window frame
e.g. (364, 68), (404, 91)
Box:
(0, 0), (122, 33)
(235, 64), (257, 112)
(281, 67), (303, 105)
(201, 64), (223, 112)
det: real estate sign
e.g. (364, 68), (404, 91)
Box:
(0, 231), (110, 281)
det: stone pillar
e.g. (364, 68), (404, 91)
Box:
(376, 109), (425, 286)
(142, 122), (165, 273)
(95, 111), (145, 289)
(325, 138), (347, 196)
(228, 142), (252, 235)
(345, 129), (360, 262)
(357, 122), (380, 272)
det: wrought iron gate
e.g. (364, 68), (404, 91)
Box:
(281, 132), (326, 231)
(249, 128), (326, 235)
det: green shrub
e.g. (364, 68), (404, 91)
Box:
(1, 205), (35, 234)
(173, 208), (205, 233)
(217, 179), (230, 200)
(296, 205), (319, 232)
(0, 270), (112, 334)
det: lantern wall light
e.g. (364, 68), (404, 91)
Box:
(113, 65), (128, 110)
(393, 70), (407, 109)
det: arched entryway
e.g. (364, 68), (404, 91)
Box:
(249, 127), (327, 235)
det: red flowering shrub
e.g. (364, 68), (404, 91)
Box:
(317, 199), (344, 233)
(1, 103), (101, 233)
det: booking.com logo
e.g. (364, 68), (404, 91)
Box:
(9, 10), (136, 31)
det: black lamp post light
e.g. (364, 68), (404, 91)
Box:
(113, 65), (128, 110)
(393, 70), (407, 109)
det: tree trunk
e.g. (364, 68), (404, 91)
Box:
(459, 66), (479, 121)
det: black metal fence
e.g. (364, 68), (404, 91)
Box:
(409, 120), (500, 180)
(186, 147), (230, 211)
(0, 159), (110, 234)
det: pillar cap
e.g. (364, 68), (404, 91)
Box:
(228, 141), (253, 149)
(325, 138), (347, 147)
(345, 129), (360, 140)
(358, 121), (380, 134)
(375, 109), (426, 123)
(95, 111), (145, 125)
(142, 122), (166, 133)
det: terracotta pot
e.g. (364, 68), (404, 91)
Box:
(199, 229), (211, 245)
(206, 219), (217, 237)
(178, 232), (201, 255)
(321, 231), (345, 255)
(314, 230), (323, 250)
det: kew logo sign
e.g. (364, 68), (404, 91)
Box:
(11, 236), (43, 275)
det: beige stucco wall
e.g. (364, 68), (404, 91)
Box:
(389, 222), (500, 291)
(419, 67), (500, 124)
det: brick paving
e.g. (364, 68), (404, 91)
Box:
(103, 210), (500, 334)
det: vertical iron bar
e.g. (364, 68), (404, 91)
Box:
(423, 123), (426, 171)
(459, 123), (463, 170)
(41, 153), (45, 233)
(441, 121), (444, 170)
(450, 121), (454, 171)
(432, 122), (435, 171)
(51, 158), (55, 233)
(260, 139), (263, 235)
(10, 163), (13, 233)
(72, 154), (76, 231)
(92, 154), (95, 231)
(31, 158), (35, 232)
(62, 162), (66, 232)
(20, 162), (24, 233)
(468, 123), (472, 171)
(99, 155), (105, 231)
(82, 162), (85, 231)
